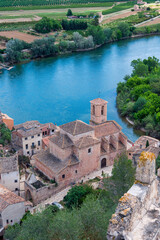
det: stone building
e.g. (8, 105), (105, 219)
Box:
(0, 153), (20, 195)
(31, 98), (128, 197)
(107, 151), (159, 240)
(12, 121), (56, 156)
(0, 184), (29, 236)
(128, 136), (160, 166)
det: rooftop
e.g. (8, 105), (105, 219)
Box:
(50, 133), (73, 149)
(90, 98), (108, 105)
(60, 120), (93, 136)
(0, 154), (18, 173)
(75, 135), (100, 149)
(14, 120), (56, 138)
(0, 184), (25, 211)
(34, 149), (79, 174)
(94, 120), (122, 138)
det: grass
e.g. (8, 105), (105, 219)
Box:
(102, 2), (135, 15)
(0, 21), (36, 31)
(0, 2), (114, 11)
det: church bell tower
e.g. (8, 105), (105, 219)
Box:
(90, 98), (108, 125)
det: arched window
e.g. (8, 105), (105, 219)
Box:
(101, 158), (106, 168)
(93, 105), (95, 115)
(101, 106), (104, 115)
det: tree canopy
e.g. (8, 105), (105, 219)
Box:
(117, 56), (160, 138)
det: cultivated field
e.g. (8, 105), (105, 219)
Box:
(138, 17), (160, 27)
(0, 31), (41, 43)
(101, 9), (137, 24)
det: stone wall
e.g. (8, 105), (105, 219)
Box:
(24, 180), (64, 206)
(107, 151), (158, 240)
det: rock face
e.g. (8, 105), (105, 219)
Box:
(107, 151), (159, 240)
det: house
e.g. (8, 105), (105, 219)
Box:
(0, 153), (20, 195)
(128, 135), (160, 165)
(32, 98), (128, 190)
(0, 111), (14, 130)
(0, 184), (29, 236)
(12, 121), (56, 156)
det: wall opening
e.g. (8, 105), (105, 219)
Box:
(101, 158), (106, 168)
(26, 189), (33, 202)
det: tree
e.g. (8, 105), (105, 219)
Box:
(31, 37), (58, 58)
(63, 184), (93, 209)
(132, 62), (149, 76)
(35, 17), (52, 33)
(146, 140), (149, 148)
(0, 54), (3, 63)
(103, 28), (112, 42)
(6, 39), (29, 64)
(67, 9), (73, 16)
(87, 25), (105, 45)
(106, 153), (135, 199)
(35, 17), (61, 33)
(117, 22), (131, 37)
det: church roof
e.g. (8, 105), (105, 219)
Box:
(50, 133), (73, 149)
(75, 136), (100, 149)
(59, 120), (93, 136)
(90, 98), (108, 105)
(94, 120), (122, 138)
(34, 150), (79, 174)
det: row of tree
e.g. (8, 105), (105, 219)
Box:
(35, 17), (88, 33)
(5, 153), (135, 240)
(61, 19), (88, 30)
(117, 56), (160, 138)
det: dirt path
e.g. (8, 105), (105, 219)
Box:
(0, 31), (41, 43)
(0, 15), (41, 23)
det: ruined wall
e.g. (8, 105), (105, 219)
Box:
(24, 181), (64, 206)
(107, 151), (158, 240)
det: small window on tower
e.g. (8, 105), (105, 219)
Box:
(88, 148), (91, 154)
(101, 106), (104, 115)
(93, 105), (95, 115)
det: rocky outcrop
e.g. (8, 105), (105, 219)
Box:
(107, 151), (159, 240)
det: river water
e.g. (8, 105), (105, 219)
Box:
(0, 36), (160, 142)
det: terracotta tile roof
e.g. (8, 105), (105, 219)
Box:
(90, 98), (108, 105)
(0, 184), (25, 211)
(42, 136), (52, 147)
(75, 136), (100, 149)
(14, 120), (41, 137)
(128, 136), (159, 153)
(94, 120), (122, 138)
(14, 121), (56, 138)
(34, 150), (79, 174)
(50, 134), (73, 149)
(60, 120), (93, 136)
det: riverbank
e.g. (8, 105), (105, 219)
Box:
(2, 29), (160, 70)
(116, 55), (160, 139)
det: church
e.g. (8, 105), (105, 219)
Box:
(33, 98), (128, 187)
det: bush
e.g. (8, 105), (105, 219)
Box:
(31, 37), (58, 58)
(63, 184), (94, 209)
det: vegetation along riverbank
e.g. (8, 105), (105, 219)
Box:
(1, 14), (160, 66)
(117, 56), (160, 139)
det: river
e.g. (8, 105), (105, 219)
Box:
(0, 35), (160, 142)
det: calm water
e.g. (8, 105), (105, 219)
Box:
(0, 36), (160, 142)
